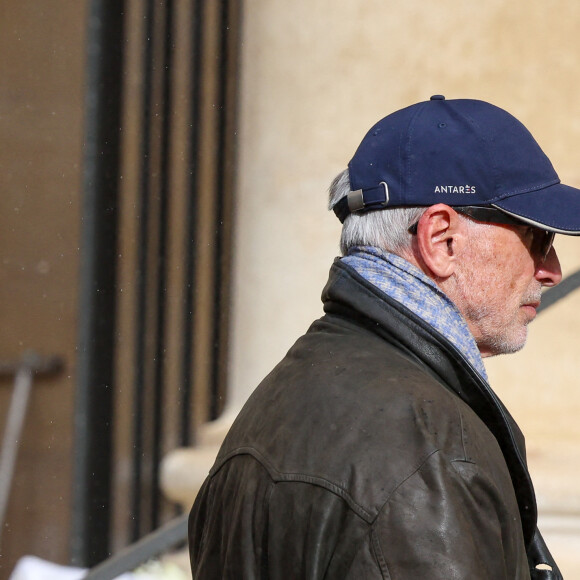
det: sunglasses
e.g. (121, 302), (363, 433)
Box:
(408, 206), (555, 262)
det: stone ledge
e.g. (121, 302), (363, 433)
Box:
(160, 445), (221, 508)
(160, 414), (235, 509)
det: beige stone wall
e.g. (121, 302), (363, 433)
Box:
(227, 0), (580, 574)
(229, 0), (580, 406)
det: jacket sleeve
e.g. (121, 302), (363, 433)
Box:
(371, 449), (531, 580)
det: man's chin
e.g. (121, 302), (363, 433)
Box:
(479, 330), (528, 358)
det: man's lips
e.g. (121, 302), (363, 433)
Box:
(521, 301), (540, 318)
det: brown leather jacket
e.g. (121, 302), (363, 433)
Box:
(189, 260), (562, 579)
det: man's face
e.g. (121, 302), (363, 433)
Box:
(453, 221), (562, 357)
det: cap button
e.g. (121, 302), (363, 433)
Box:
(430, 95), (445, 100)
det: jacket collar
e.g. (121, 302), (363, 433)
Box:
(322, 258), (538, 546)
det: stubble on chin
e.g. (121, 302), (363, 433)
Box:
(449, 264), (532, 357)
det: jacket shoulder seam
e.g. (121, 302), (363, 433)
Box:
(212, 446), (375, 522)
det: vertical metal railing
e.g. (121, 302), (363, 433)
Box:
(72, 0), (126, 567)
(131, 0), (175, 541)
(180, 0), (204, 453)
(73, 0), (242, 567)
(208, 0), (240, 421)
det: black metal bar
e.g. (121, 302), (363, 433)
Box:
(151, 0), (175, 530)
(181, 0), (204, 447)
(72, 0), (125, 567)
(84, 513), (188, 580)
(131, 0), (156, 542)
(208, 1), (227, 422)
(209, 0), (242, 420)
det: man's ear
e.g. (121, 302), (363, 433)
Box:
(414, 204), (467, 279)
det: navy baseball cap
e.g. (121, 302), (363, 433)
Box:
(333, 95), (580, 234)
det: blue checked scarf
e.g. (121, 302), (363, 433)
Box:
(341, 246), (488, 382)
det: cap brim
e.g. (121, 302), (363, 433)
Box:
(493, 182), (580, 235)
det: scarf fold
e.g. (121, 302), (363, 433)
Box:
(341, 246), (488, 382)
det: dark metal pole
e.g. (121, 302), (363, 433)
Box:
(181, 0), (204, 446)
(131, 0), (155, 543)
(151, 0), (175, 531)
(72, 0), (125, 566)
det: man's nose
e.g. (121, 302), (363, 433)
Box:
(536, 246), (562, 287)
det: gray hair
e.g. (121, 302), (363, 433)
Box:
(328, 169), (427, 256)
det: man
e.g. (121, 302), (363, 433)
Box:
(189, 96), (580, 579)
